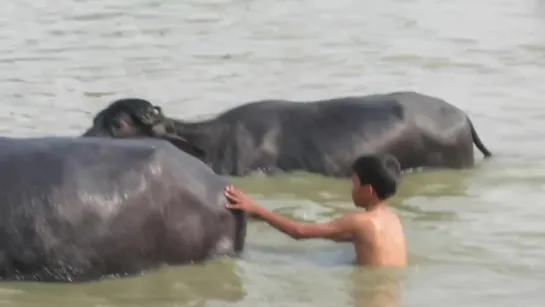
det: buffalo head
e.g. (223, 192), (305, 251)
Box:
(82, 98), (205, 160)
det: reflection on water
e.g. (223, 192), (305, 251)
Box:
(348, 267), (405, 307)
(0, 258), (246, 306)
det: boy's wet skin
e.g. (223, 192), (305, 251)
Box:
(224, 153), (407, 267)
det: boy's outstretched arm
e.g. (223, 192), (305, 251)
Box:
(224, 185), (356, 241)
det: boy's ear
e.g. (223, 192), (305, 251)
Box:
(365, 184), (374, 195)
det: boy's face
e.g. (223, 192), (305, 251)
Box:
(351, 174), (373, 208)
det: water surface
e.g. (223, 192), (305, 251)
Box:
(1, 0), (544, 306)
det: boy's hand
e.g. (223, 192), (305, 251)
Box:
(224, 185), (259, 214)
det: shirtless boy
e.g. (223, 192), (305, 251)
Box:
(224, 153), (407, 267)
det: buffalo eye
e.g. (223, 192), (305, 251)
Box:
(111, 113), (134, 131)
(112, 120), (123, 129)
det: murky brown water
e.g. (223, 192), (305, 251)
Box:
(1, 0), (545, 306)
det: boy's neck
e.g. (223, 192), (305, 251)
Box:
(365, 200), (387, 211)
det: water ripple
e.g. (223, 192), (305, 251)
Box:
(0, 0), (544, 306)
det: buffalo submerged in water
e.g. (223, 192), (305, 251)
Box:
(0, 136), (246, 282)
(82, 91), (492, 177)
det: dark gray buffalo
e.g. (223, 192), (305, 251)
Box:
(82, 91), (492, 177)
(0, 136), (246, 282)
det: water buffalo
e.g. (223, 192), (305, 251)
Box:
(0, 136), (246, 282)
(82, 92), (492, 177)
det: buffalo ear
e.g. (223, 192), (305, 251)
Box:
(162, 134), (206, 159)
(150, 124), (206, 160)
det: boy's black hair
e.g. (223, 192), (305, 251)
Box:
(351, 153), (401, 200)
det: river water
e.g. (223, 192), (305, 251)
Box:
(1, 0), (544, 306)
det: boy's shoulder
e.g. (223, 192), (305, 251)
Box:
(339, 211), (373, 230)
(341, 205), (397, 230)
